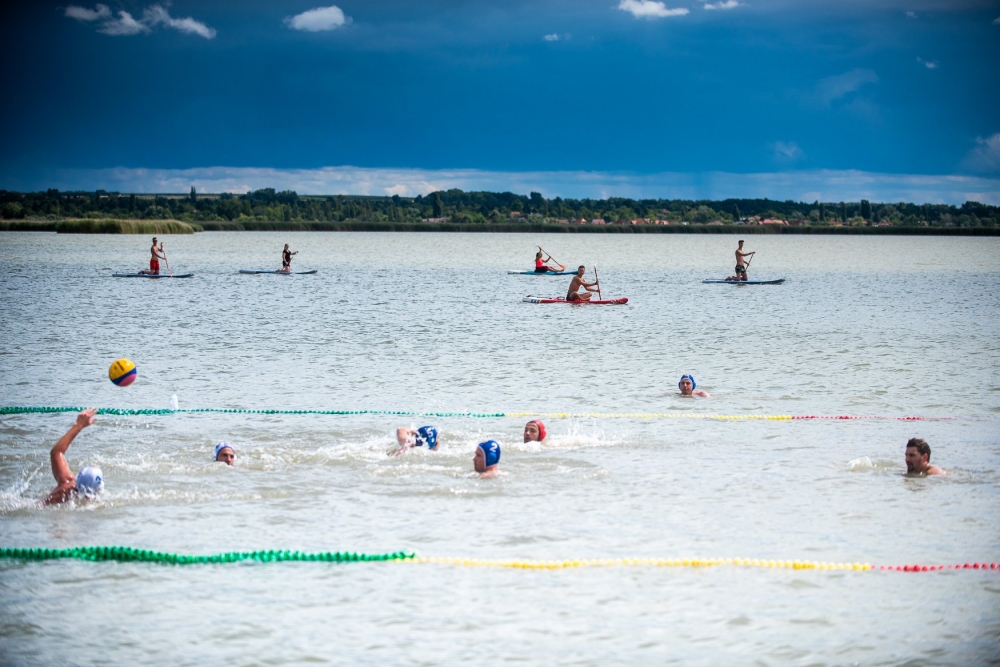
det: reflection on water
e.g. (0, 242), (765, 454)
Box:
(1, 232), (999, 665)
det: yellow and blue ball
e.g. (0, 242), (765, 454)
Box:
(109, 358), (136, 387)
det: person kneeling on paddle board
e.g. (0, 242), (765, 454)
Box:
(678, 374), (711, 398)
(394, 426), (439, 456)
(279, 244), (298, 273)
(566, 266), (599, 301)
(523, 420), (546, 443)
(214, 442), (236, 466)
(473, 440), (501, 478)
(44, 408), (104, 505)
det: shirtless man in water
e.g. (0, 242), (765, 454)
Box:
(735, 240), (754, 281)
(44, 408), (103, 505)
(904, 438), (944, 475)
(566, 265), (599, 301)
(139, 237), (166, 275)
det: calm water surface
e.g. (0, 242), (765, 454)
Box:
(1, 231), (999, 666)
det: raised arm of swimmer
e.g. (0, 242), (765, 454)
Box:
(45, 408), (98, 505)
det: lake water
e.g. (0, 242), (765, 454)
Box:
(1, 231), (998, 666)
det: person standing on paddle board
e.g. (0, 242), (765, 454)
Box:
(735, 240), (755, 281)
(566, 266), (599, 302)
(139, 237), (166, 275)
(279, 244), (298, 273)
(534, 250), (563, 273)
(43, 408), (104, 505)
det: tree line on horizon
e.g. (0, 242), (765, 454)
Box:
(0, 187), (996, 228)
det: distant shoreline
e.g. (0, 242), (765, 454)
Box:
(2, 218), (998, 236)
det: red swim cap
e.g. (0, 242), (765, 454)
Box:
(529, 420), (546, 441)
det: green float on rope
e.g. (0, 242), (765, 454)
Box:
(0, 546), (416, 565)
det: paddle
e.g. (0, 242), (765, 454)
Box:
(160, 242), (173, 278)
(538, 246), (565, 271)
(594, 266), (602, 301)
(742, 250), (755, 278)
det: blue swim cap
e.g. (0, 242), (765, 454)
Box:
(75, 466), (103, 496)
(415, 426), (438, 450)
(214, 442), (234, 461)
(477, 440), (501, 468)
(679, 374), (697, 390)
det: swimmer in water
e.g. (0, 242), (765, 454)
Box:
(566, 265), (599, 302)
(394, 426), (439, 456)
(534, 250), (564, 273)
(678, 374), (711, 398)
(44, 408), (103, 505)
(214, 442), (235, 466)
(904, 438), (944, 476)
(473, 440), (501, 478)
(523, 420), (546, 443)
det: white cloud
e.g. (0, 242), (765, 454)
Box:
(917, 57), (938, 69)
(905, 11), (917, 18)
(963, 133), (1000, 173)
(66, 3), (215, 38)
(773, 141), (804, 162)
(143, 5), (216, 39)
(16, 166), (999, 205)
(993, 17), (999, 24)
(704, 1), (740, 10)
(98, 11), (150, 36)
(285, 6), (350, 32)
(618, 0), (689, 19)
(543, 33), (560, 41)
(65, 4), (110, 21)
(815, 68), (879, 105)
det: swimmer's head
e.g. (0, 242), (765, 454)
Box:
(75, 466), (104, 496)
(905, 438), (931, 473)
(415, 426), (439, 450)
(214, 442), (235, 465)
(524, 420), (546, 443)
(679, 374), (696, 394)
(474, 440), (501, 472)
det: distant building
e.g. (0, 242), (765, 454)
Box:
(760, 218), (788, 225)
(590, 218), (606, 225)
(423, 217), (448, 223)
(510, 211), (524, 218)
(707, 220), (724, 226)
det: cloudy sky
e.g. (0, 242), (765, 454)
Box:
(1, 1), (998, 202)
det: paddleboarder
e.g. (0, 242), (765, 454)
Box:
(735, 240), (755, 281)
(139, 237), (166, 275)
(44, 408), (104, 505)
(279, 244), (298, 273)
(534, 248), (564, 273)
(904, 438), (944, 476)
(566, 266), (599, 302)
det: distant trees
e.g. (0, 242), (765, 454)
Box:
(860, 199), (872, 220)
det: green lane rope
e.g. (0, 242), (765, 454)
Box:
(0, 406), (958, 421)
(0, 546), (415, 564)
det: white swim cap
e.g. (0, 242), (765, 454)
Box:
(75, 466), (104, 496)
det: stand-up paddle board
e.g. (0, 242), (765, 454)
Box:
(702, 279), (785, 285)
(239, 269), (318, 275)
(113, 273), (194, 278)
(507, 270), (577, 276)
(523, 296), (628, 305)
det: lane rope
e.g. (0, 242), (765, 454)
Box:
(0, 406), (958, 421)
(1, 548), (996, 572)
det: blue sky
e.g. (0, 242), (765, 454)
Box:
(1, 0), (998, 202)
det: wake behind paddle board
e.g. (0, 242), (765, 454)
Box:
(113, 273), (194, 278)
(523, 296), (628, 305)
(702, 278), (785, 285)
(507, 270), (577, 276)
(239, 269), (318, 275)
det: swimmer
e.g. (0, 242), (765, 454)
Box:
(904, 438), (944, 476)
(394, 426), (439, 455)
(534, 250), (563, 273)
(523, 419), (546, 443)
(735, 240), (754, 281)
(44, 408), (103, 505)
(139, 237), (166, 275)
(473, 440), (501, 478)
(279, 243), (298, 273)
(214, 442), (235, 466)
(678, 375), (711, 398)
(566, 265), (599, 302)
